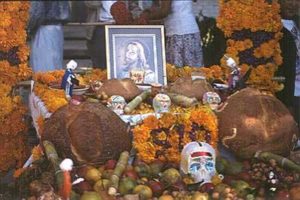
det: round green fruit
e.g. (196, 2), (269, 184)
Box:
(133, 185), (153, 200)
(80, 191), (102, 200)
(119, 177), (137, 195)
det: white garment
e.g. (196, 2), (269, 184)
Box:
(282, 19), (300, 96)
(164, 0), (199, 36)
(99, 1), (116, 22)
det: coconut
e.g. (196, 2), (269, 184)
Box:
(42, 102), (132, 164)
(169, 77), (213, 100)
(217, 88), (298, 159)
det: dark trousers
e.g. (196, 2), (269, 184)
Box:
(87, 26), (106, 69)
(294, 97), (300, 131)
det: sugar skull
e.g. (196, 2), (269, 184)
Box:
(180, 142), (216, 185)
(202, 92), (221, 111)
(153, 93), (171, 113)
(107, 95), (127, 115)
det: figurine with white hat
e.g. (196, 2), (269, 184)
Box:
(224, 55), (240, 90)
(61, 60), (79, 100)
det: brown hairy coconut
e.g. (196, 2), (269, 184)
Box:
(97, 78), (141, 101)
(42, 102), (131, 164)
(169, 77), (213, 100)
(217, 88), (298, 159)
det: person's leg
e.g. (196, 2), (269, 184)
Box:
(166, 34), (184, 67)
(30, 25), (63, 72)
(182, 32), (203, 67)
(87, 26), (107, 69)
(294, 96), (300, 131)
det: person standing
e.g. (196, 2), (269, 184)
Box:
(276, 0), (300, 127)
(85, 1), (116, 69)
(143, 0), (204, 67)
(28, 1), (70, 72)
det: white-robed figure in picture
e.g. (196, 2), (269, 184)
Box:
(118, 41), (155, 84)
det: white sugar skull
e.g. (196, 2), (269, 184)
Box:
(107, 95), (126, 115)
(153, 93), (171, 113)
(202, 92), (221, 110)
(180, 142), (216, 185)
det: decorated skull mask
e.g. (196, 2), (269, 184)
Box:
(153, 93), (171, 113)
(180, 142), (216, 185)
(107, 95), (127, 115)
(202, 92), (221, 110)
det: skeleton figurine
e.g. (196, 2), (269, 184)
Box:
(181, 142), (216, 185)
(153, 93), (171, 113)
(224, 55), (241, 90)
(61, 60), (79, 99)
(202, 92), (221, 111)
(107, 95), (127, 115)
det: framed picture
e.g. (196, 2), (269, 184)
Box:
(105, 25), (167, 85)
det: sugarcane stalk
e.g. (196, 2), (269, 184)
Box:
(166, 92), (198, 108)
(108, 151), (130, 196)
(124, 90), (150, 114)
(43, 140), (79, 200)
(255, 151), (300, 173)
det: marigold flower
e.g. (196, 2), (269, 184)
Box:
(132, 107), (218, 164)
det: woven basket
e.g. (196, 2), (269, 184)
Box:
(42, 102), (132, 165)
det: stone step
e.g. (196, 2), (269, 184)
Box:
(63, 25), (88, 39)
(64, 40), (89, 58)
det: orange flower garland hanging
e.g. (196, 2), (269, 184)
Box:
(32, 69), (108, 113)
(166, 63), (227, 83)
(132, 106), (218, 164)
(0, 1), (32, 172)
(217, 0), (283, 93)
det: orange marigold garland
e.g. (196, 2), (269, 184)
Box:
(32, 69), (107, 113)
(217, 0), (283, 93)
(132, 106), (218, 164)
(0, 1), (32, 172)
(166, 63), (227, 83)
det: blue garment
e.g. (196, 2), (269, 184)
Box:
(61, 69), (74, 97)
(28, 1), (70, 72)
(28, 1), (70, 35)
(30, 25), (64, 72)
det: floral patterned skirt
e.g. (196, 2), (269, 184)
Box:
(166, 32), (203, 67)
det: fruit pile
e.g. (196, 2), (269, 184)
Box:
(18, 151), (300, 200)
(217, 158), (300, 200)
